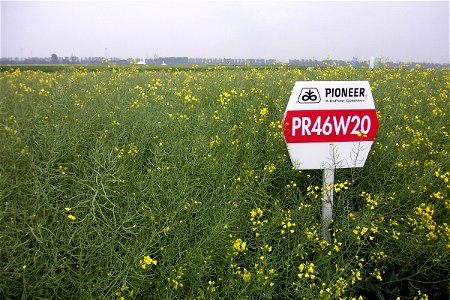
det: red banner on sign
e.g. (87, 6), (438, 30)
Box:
(283, 109), (379, 143)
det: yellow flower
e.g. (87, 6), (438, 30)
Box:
(67, 214), (76, 221)
(242, 268), (252, 282)
(232, 238), (248, 254)
(259, 107), (269, 117)
(140, 255), (157, 269)
(250, 208), (263, 218)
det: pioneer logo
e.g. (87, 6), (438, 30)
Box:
(298, 88), (321, 104)
(325, 87), (366, 98)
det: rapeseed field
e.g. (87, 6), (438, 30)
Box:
(1, 64), (448, 299)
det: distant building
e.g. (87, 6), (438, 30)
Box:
(137, 58), (146, 65)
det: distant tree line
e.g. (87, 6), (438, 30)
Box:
(288, 59), (449, 69)
(0, 54), (448, 69)
(0, 54), (278, 66)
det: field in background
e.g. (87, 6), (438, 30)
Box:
(1, 65), (449, 299)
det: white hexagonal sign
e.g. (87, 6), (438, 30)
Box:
(283, 81), (379, 170)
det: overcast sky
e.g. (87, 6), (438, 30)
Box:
(1, 0), (449, 63)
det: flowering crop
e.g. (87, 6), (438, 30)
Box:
(0, 64), (448, 299)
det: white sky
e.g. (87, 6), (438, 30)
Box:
(1, 0), (449, 63)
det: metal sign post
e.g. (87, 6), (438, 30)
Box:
(322, 168), (335, 242)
